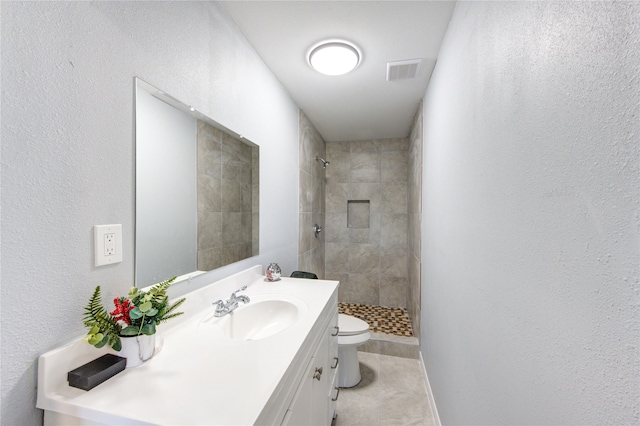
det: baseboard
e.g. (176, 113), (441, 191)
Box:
(419, 351), (441, 426)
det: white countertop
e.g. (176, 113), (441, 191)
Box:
(37, 266), (339, 425)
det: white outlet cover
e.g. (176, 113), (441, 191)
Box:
(94, 224), (123, 266)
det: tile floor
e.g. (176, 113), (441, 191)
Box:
(338, 303), (414, 337)
(334, 351), (436, 426)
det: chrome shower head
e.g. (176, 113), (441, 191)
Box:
(316, 156), (330, 168)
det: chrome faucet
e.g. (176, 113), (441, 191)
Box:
(213, 285), (250, 317)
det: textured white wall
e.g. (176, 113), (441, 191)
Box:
(421, 1), (639, 424)
(1, 2), (299, 424)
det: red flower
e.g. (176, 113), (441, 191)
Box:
(110, 297), (134, 325)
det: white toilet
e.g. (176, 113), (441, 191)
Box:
(338, 313), (371, 388)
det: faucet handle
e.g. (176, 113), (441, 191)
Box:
(231, 285), (247, 297)
(213, 299), (228, 317)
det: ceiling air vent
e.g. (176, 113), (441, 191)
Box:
(386, 59), (422, 81)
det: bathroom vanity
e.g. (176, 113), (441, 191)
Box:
(37, 266), (339, 425)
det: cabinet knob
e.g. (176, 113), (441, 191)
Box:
(331, 326), (339, 336)
(313, 367), (323, 381)
(331, 357), (339, 369)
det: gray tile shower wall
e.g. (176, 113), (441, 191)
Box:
(298, 112), (326, 278)
(297, 108), (423, 323)
(325, 137), (410, 308)
(407, 103), (423, 337)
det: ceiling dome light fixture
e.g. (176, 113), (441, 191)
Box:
(307, 39), (362, 76)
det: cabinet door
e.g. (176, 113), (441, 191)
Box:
(281, 357), (314, 426)
(282, 304), (339, 426)
(310, 333), (330, 426)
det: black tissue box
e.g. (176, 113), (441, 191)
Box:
(67, 354), (126, 391)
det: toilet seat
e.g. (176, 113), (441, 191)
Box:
(338, 314), (369, 336)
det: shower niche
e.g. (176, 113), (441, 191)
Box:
(347, 200), (370, 228)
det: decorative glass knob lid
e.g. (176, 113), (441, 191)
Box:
(266, 263), (281, 281)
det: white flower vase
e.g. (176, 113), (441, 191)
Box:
(119, 334), (156, 368)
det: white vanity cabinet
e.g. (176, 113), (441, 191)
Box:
(37, 266), (340, 426)
(281, 293), (338, 426)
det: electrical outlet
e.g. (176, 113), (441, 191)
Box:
(94, 224), (122, 266)
(104, 233), (116, 256)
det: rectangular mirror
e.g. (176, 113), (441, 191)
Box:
(135, 78), (259, 287)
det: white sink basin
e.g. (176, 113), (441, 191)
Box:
(224, 300), (298, 340)
(199, 295), (307, 341)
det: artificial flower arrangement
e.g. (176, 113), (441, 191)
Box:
(83, 277), (186, 351)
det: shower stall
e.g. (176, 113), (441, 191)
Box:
(298, 106), (423, 341)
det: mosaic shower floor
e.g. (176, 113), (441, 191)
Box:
(338, 303), (414, 337)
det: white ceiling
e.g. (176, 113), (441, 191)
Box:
(219, 1), (456, 142)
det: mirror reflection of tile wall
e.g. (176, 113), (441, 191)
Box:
(197, 120), (258, 270)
